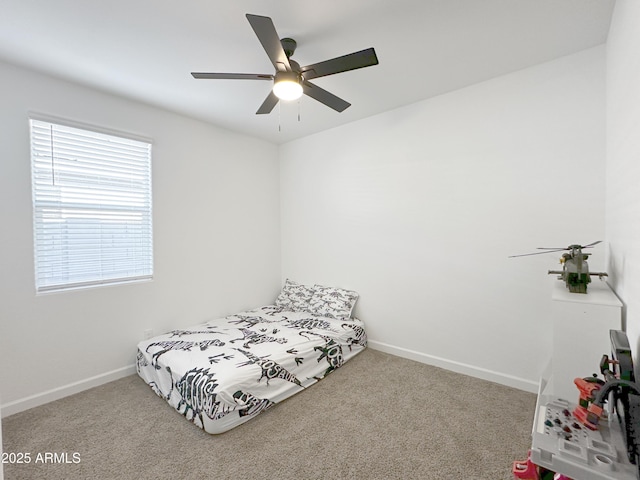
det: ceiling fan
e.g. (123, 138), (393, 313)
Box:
(191, 14), (379, 115)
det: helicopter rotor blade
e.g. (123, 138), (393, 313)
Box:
(508, 249), (567, 258)
(510, 241), (603, 258)
(582, 240), (602, 248)
(537, 241), (602, 250)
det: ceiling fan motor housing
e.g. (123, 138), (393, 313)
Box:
(274, 71), (301, 84)
(281, 37), (297, 58)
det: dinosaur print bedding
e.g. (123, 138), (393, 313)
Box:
(136, 305), (367, 434)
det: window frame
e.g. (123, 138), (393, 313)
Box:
(29, 114), (154, 294)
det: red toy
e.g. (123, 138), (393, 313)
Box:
(572, 375), (604, 430)
(512, 450), (539, 479)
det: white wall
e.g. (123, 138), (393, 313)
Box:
(280, 47), (606, 391)
(606, 0), (640, 371)
(0, 39), (610, 423)
(0, 409), (3, 480)
(0, 61), (281, 415)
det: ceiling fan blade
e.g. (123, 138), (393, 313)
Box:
(246, 14), (291, 72)
(302, 81), (350, 112)
(191, 72), (273, 80)
(301, 48), (378, 80)
(256, 91), (279, 115)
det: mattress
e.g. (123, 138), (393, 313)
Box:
(136, 305), (367, 434)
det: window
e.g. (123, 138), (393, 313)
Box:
(30, 118), (153, 293)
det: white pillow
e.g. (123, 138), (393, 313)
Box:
(308, 284), (359, 320)
(275, 279), (315, 312)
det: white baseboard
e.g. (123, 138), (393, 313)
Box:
(1, 365), (136, 418)
(0, 344), (537, 418)
(367, 340), (539, 393)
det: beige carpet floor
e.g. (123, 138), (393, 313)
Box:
(2, 348), (536, 480)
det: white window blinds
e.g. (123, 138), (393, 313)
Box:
(30, 118), (153, 293)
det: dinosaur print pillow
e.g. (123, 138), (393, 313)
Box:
(308, 284), (359, 320)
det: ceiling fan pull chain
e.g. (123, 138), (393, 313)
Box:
(298, 99), (301, 122)
(278, 101), (281, 132)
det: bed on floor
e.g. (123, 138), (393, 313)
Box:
(136, 280), (366, 434)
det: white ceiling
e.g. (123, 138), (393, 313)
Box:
(0, 0), (615, 144)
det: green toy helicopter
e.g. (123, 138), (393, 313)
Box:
(510, 241), (608, 293)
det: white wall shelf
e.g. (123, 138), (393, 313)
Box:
(550, 278), (622, 402)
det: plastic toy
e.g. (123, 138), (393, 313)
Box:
(509, 241), (607, 293)
(573, 375), (605, 430)
(574, 354), (640, 431)
(513, 450), (539, 479)
(526, 330), (640, 479)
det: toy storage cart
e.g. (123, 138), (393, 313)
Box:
(513, 364), (638, 479)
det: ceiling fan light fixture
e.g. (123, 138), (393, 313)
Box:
(191, 14), (378, 114)
(273, 71), (303, 101)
